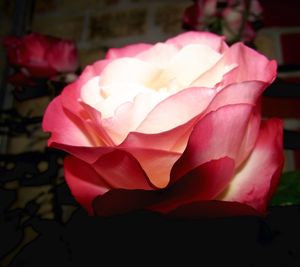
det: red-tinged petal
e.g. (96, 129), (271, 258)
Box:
(203, 81), (267, 113)
(47, 40), (79, 73)
(165, 200), (260, 219)
(92, 157), (235, 217)
(64, 156), (110, 215)
(119, 147), (181, 189)
(219, 43), (277, 86)
(60, 59), (110, 114)
(42, 97), (97, 147)
(148, 157), (235, 213)
(166, 31), (228, 53)
(121, 81), (265, 154)
(171, 104), (254, 183)
(136, 87), (216, 134)
(105, 43), (152, 59)
(218, 119), (284, 214)
(120, 118), (197, 153)
(92, 149), (154, 190)
(52, 143), (115, 164)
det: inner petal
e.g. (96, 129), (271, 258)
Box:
(165, 44), (223, 88)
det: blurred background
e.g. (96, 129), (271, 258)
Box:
(0, 0), (299, 266)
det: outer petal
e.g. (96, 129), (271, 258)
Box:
(43, 59), (112, 149)
(105, 43), (152, 59)
(91, 149), (155, 190)
(219, 43), (277, 86)
(92, 157), (235, 216)
(149, 157), (235, 213)
(192, 43), (276, 88)
(171, 104), (254, 183)
(219, 119), (284, 214)
(64, 156), (110, 215)
(119, 147), (181, 188)
(42, 96), (96, 147)
(166, 31), (228, 53)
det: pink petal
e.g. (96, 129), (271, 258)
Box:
(105, 43), (152, 59)
(119, 147), (181, 189)
(101, 92), (167, 144)
(47, 40), (79, 73)
(64, 156), (110, 215)
(91, 149), (155, 190)
(93, 157), (234, 217)
(120, 119), (197, 154)
(61, 59), (110, 114)
(220, 43), (277, 86)
(203, 81), (267, 113)
(166, 31), (228, 53)
(219, 119), (284, 214)
(171, 104), (254, 183)
(149, 157), (235, 213)
(137, 87), (216, 134)
(42, 96), (96, 147)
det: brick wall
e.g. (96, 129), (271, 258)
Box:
(31, 0), (190, 68)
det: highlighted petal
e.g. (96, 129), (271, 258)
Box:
(120, 147), (181, 188)
(219, 119), (284, 214)
(42, 97), (95, 147)
(64, 156), (110, 215)
(137, 87), (216, 134)
(171, 104), (254, 183)
(92, 149), (155, 190)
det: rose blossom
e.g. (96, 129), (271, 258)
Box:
(43, 31), (283, 218)
(3, 33), (78, 79)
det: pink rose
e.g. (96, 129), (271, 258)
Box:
(3, 33), (78, 79)
(43, 31), (283, 218)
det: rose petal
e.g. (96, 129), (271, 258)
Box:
(93, 157), (234, 217)
(136, 86), (216, 134)
(99, 58), (160, 88)
(119, 147), (181, 188)
(220, 42), (277, 85)
(171, 104), (254, 183)
(166, 31), (228, 53)
(136, 42), (179, 68)
(165, 44), (222, 87)
(218, 119), (284, 214)
(149, 157), (235, 213)
(92, 149), (155, 190)
(105, 43), (152, 59)
(42, 97), (97, 147)
(64, 156), (110, 215)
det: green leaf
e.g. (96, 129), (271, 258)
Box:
(270, 171), (300, 206)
